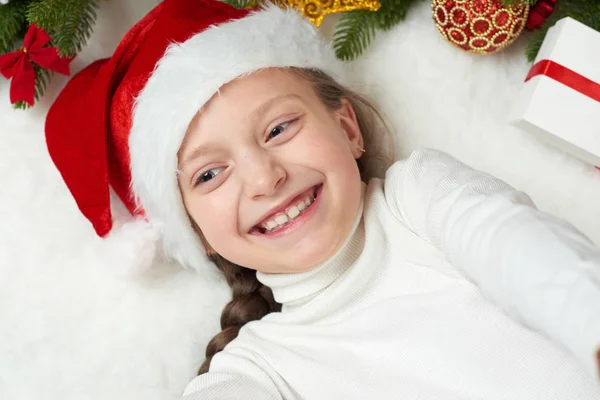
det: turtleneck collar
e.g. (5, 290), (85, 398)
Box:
(256, 185), (366, 308)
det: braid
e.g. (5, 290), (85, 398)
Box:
(198, 253), (281, 375)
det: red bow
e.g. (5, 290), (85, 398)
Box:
(0, 24), (73, 106)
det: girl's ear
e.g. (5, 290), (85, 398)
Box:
(336, 98), (364, 159)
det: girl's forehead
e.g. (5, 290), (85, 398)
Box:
(216, 68), (311, 101)
(192, 70), (313, 126)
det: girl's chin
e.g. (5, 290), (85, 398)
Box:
(262, 241), (339, 273)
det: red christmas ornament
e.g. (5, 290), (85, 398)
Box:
(432, 0), (530, 54)
(526, 0), (557, 31)
(0, 24), (73, 106)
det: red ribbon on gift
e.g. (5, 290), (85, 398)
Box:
(526, 59), (600, 103)
(526, 59), (600, 170)
(0, 24), (73, 106)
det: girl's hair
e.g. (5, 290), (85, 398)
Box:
(195, 67), (394, 375)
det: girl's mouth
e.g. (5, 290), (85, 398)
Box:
(250, 184), (323, 236)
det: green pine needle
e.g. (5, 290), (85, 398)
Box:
(333, 10), (377, 61)
(27, 0), (104, 57)
(13, 101), (29, 110)
(221, 0), (256, 8)
(333, 0), (425, 60)
(525, 29), (547, 62)
(376, 0), (423, 31)
(0, 0), (31, 54)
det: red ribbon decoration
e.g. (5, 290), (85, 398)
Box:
(526, 59), (600, 103)
(0, 24), (73, 106)
(526, 0), (557, 31)
(526, 59), (600, 170)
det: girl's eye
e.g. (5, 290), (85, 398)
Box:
(267, 119), (297, 141)
(194, 167), (223, 187)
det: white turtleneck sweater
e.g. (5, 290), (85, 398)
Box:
(182, 148), (600, 399)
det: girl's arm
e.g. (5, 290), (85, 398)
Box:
(384, 148), (600, 380)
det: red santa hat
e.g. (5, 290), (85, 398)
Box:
(45, 0), (346, 273)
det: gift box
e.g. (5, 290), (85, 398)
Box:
(510, 17), (600, 167)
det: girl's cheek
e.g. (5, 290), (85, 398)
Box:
(188, 199), (218, 232)
(199, 198), (238, 238)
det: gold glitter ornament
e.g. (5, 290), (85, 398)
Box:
(432, 0), (529, 54)
(254, 0), (381, 27)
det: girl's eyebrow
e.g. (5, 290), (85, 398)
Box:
(180, 94), (303, 170)
(179, 142), (219, 173)
(250, 93), (302, 121)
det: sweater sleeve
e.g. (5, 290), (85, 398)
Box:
(181, 353), (282, 399)
(181, 373), (282, 400)
(384, 147), (600, 379)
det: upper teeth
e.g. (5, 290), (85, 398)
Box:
(261, 196), (314, 232)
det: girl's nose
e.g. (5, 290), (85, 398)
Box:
(239, 148), (286, 199)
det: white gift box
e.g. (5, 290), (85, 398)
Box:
(510, 17), (600, 166)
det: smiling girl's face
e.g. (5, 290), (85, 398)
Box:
(177, 68), (364, 274)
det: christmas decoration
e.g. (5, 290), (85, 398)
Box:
(328, 0), (598, 62)
(519, 0), (600, 62)
(525, 0), (556, 30)
(432, 0), (529, 54)
(510, 17), (600, 166)
(2, 0), (599, 109)
(0, 0), (108, 109)
(0, 24), (72, 106)
(277, 0), (382, 27)
(333, 0), (423, 59)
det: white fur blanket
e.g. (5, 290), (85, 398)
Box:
(1, 1), (599, 399)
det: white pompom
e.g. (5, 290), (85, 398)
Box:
(0, 0), (10, 5)
(101, 218), (162, 277)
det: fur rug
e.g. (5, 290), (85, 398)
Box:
(1, 1), (599, 399)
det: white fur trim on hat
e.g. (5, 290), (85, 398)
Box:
(129, 5), (346, 271)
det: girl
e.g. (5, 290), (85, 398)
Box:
(45, 0), (600, 398)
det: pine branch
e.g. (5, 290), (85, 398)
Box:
(13, 64), (51, 110)
(26, 0), (104, 57)
(334, 0), (425, 60)
(375, 0), (424, 31)
(220, 0), (256, 8)
(0, 0), (31, 54)
(333, 10), (377, 60)
(525, 29), (547, 62)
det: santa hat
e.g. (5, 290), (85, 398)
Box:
(45, 0), (346, 273)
